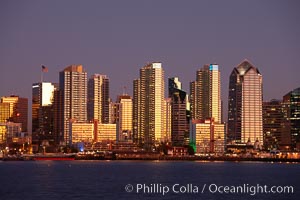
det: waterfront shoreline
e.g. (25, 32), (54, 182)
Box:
(2, 155), (300, 163)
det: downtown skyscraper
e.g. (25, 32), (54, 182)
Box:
(59, 65), (87, 145)
(190, 64), (221, 123)
(169, 77), (189, 146)
(133, 62), (165, 149)
(189, 64), (224, 153)
(228, 60), (263, 146)
(32, 82), (57, 146)
(88, 74), (110, 123)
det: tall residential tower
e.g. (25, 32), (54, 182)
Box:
(189, 64), (224, 153)
(133, 62), (165, 149)
(59, 65), (87, 145)
(190, 64), (221, 123)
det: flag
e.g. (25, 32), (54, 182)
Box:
(42, 65), (48, 72)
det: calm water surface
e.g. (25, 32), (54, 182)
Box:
(0, 160), (299, 200)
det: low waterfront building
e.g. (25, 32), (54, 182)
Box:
(97, 123), (117, 142)
(69, 122), (94, 144)
(0, 122), (22, 143)
(190, 119), (225, 154)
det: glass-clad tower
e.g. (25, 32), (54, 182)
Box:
(32, 82), (57, 145)
(228, 60), (263, 145)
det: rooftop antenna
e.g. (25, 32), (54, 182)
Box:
(122, 86), (127, 95)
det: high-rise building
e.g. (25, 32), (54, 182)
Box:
(0, 95), (28, 132)
(59, 65), (87, 145)
(32, 82), (57, 145)
(227, 60), (263, 145)
(115, 94), (133, 141)
(169, 77), (189, 146)
(190, 64), (221, 123)
(88, 74), (110, 123)
(282, 87), (300, 150)
(263, 99), (284, 150)
(53, 89), (64, 145)
(133, 62), (165, 149)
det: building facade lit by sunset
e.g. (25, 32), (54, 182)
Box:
(70, 122), (94, 144)
(59, 65), (87, 145)
(88, 74), (110, 123)
(190, 64), (221, 123)
(97, 123), (116, 142)
(0, 102), (10, 123)
(190, 119), (225, 154)
(32, 82), (57, 146)
(228, 60), (263, 145)
(0, 122), (22, 144)
(133, 62), (165, 149)
(115, 95), (133, 142)
(0, 95), (28, 132)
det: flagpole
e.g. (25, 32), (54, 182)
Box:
(40, 69), (43, 82)
(41, 65), (48, 82)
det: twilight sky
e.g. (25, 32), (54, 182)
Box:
(1, 0), (300, 114)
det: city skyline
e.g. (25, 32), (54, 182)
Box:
(1, 1), (299, 107)
(0, 60), (299, 151)
(1, 2), (300, 199)
(0, 60), (298, 135)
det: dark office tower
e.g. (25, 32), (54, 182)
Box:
(263, 99), (284, 150)
(53, 89), (64, 145)
(88, 74), (110, 123)
(60, 65), (87, 145)
(282, 87), (300, 150)
(190, 64), (221, 123)
(169, 77), (189, 146)
(32, 82), (57, 145)
(227, 60), (263, 145)
(0, 95), (28, 132)
(133, 62), (165, 150)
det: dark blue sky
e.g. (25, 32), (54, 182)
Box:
(1, 0), (299, 104)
